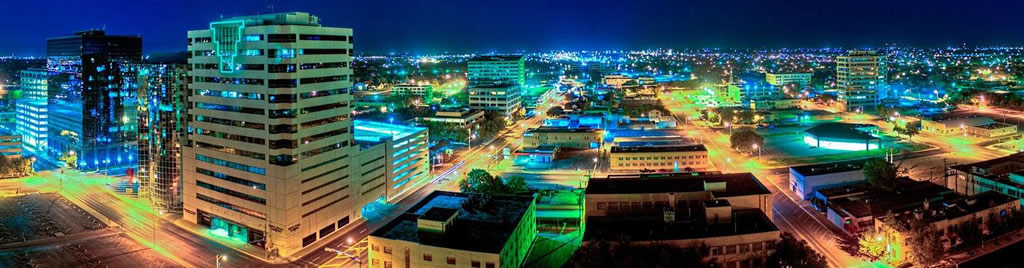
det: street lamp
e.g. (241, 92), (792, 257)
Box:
(216, 254), (227, 268)
(752, 144), (761, 159)
(153, 210), (164, 246)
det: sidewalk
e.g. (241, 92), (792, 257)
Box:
(947, 228), (1024, 266)
(167, 215), (370, 265)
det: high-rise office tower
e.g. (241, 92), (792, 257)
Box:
(16, 68), (48, 153)
(137, 52), (188, 212)
(184, 12), (356, 257)
(836, 50), (886, 112)
(467, 55), (524, 116)
(47, 30), (142, 171)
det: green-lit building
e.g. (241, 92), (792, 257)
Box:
(369, 191), (537, 268)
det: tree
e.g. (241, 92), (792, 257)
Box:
(442, 90), (470, 106)
(546, 106), (564, 117)
(0, 157), (33, 178)
(903, 126), (919, 142)
(877, 106), (898, 118)
(906, 225), (944, 266)
(768, 232), (827, 268)
(892, 124), (920, 142)
(505, 175), (529, 194)
(730, 128), (764, 152)
(423, 121), (469, 143)
(863, 158), (899, 191)
(60, 151), (77, 169)
(814, 94), (837, 104)
(458, 169), (529, 195)
(857, 230), (888, 262)
(477, 112), (507, 140)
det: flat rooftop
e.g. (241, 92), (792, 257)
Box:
(469, 55), (524, 62)
(517, 145), (558, 154)
(951, 152), (1024, 177)
(588, 172), (771, 198)
(394, 84), (431, 88)
(583, 208), (778, 242)
(974, 122), (1015, 130)
(814, 183), (874, 199)
(216, 12), (322, 26)
(611, 144), (707, 153)
(926, 116), (994, 127)
(828, 178), (956, 218)
(614, 139), (695, 147)
(354, 119), (425, 143)
(525, 127), (599, 134)
(370, 191), (535, 254)
(790, 158), (871, 177)
(887, 191), (1016, 227)
(804, 123), (878, 141)
(425, 108), (483, 118)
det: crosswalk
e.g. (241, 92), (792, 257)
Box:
(319, 237), (369, 268)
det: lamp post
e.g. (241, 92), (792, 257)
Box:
(216, 254), (227, 268)
(752, 144), (761, 160)
(153, 210), (162, 246)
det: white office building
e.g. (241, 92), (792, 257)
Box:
(467, 55), (524, 116)
(184, 12), (358, 257)
(15, 68), (48, 153)
(836, 50), (886, 112)
(764, 72), (812, 89)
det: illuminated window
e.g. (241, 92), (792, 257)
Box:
(241, 49), (264, 56)
(268, 49), (296, 58)
(242, 34), (263, 42)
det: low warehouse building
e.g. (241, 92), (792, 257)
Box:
(803, 123), (881, 151)
(789, 158), (869, 200)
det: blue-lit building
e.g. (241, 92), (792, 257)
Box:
(137, 52), (188, 212)
(353, 119), (430, 204)
(728, 72), (782, 109)
(47, 30), (142, 172)
(15, 68), (48, 153)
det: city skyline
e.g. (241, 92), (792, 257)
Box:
(3, 3), (1024, 267)
(4, 0), (1024, 56)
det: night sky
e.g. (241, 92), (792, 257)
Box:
(3, 0), (1024, 56)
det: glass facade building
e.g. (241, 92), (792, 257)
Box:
(46, 30), (142, 172)
(137, 54), (188, 212)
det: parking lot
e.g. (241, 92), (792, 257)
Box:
(0, 193), (178, 267)
(0, 193), (104, 243)
(0, 233), (179, 268)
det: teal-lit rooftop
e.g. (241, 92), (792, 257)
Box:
(354, 119), (425, 144)
(215, 12), (322, 26)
